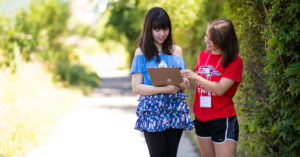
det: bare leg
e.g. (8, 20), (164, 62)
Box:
(214, 140), (236, 157)
(196, 137), (216, 157)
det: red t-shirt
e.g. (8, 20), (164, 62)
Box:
(193, 50), (243, 122)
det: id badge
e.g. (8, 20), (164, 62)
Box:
(200, 96), (211, 108)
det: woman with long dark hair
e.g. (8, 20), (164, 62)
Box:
(130, 7), (194, 157)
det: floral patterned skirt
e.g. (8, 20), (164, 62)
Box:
(135, 91), (194, 132)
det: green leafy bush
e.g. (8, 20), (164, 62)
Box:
(226, 0), (300, 156)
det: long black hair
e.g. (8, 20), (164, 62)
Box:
(208, 18), (240, 67)
(137, 7), (174, 62)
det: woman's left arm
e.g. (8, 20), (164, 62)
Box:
(181, 69), (235, 96)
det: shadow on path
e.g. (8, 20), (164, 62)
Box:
(91, 76), (134, 97)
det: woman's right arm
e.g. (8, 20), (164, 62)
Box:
(132, 73), (180, 95)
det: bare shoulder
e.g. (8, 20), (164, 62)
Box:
(135, 48), (143, 56)
(172, 45), (183, 57)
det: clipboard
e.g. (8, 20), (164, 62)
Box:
(147, 67), (183, 86)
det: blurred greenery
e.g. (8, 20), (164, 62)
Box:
(0, 0), (100, 94)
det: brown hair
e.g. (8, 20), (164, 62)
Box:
(137, 7), (173, 62)
(208, 18), (240, 67)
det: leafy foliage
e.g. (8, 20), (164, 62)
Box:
(226, 0), (300, 156)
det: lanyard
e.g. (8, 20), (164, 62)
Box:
(205, 52), (222, 70)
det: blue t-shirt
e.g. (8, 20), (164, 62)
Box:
(130, 55), (186, 85)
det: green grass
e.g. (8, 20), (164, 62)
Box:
(0, 61), (83, 157)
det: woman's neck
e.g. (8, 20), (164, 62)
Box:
(211, 49), (222, 55)
(154, 42), (162, 52)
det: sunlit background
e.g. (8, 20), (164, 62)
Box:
(0, 0), (299, 156)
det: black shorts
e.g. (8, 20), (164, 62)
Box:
(194, 116), (239, 144)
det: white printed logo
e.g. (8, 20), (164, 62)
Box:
(158, 61), (167, 68)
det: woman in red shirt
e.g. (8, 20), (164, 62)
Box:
(181, 19), (243, 157)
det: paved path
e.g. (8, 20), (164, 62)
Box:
(27, 69), (200, 157)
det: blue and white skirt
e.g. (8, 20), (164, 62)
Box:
(135, 91), (194, 132)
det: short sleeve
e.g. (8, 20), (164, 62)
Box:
(178, 57), (186, 70)
(223, 56), (243, 83)
(130, 55), (146, 74)
(194, 50), (206, 71)
(194, 53), (201, 71)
